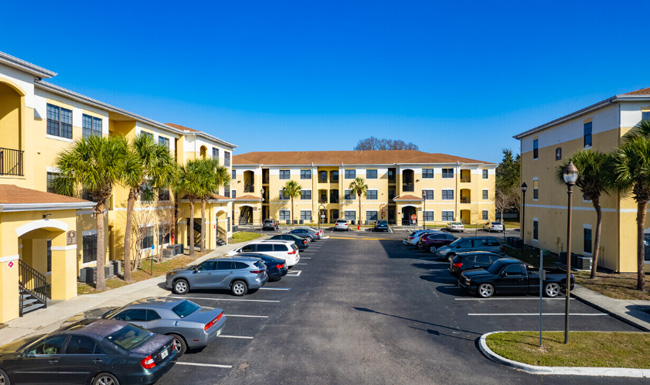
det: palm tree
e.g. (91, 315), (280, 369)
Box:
(196, 158), (230, 252)
(121, 134), (177, 282)
(176, 160), (203, 256)
(54, 135), (129, 291)
(282, 180), (302, 225)
(556, 150), (612, 279)
(610, 120), (650, 291)
(349, 177), (368, 230)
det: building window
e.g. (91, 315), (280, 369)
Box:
(366, 210), (378, 221)
(423, 168), (434, 179)
(82, 233), (97, 264)
(231, 190), (236, 199)
(82, 114), (102, 139)
(533, 179), (539, 200)
(301, 190), (312, 200)
(643, 111), (650, 121)
(482, 210), (488, 220)
(388, 189), (396, 200)
(366, 169), (378, 179)
(584, 227), (592, 254)
(141, 131), (153, 140)
(344, 190), (356, 200)
(331, 170), (339, 182)
(442, 211), (454, 221)
(533, 139), (539, 159)
(423, 190), (434, 200)
(279, 210), (290, 221)
(424, 211), (434, 221)
(158, 224), (170, 246)
(301, 169), (311, 180)
(319, 171), (327, 183)
(158, 188), (170, 201)
(47, 172), (57, 193)
(279, 190), (289, 200)
(300, 210), (312, 221)
(47, 104), (72, 139)
(584, 122), (592, 148)
(212, 148), (219, 160)
(141, 182), (154, 202)
(141, 226), (154, 250)
(388, 169), (396, 183)
(482, 189), (488, 200)
(223, 184), (230, 198)
(279, 170), (290, 180)
(367, 190), (378, 200)
(232, 170), (236, 180)
(46, 240), (52, 273)
(442, 168), (454, 179)
(442, 189), (454, 200)
(555, 147), (562, 161)
(533, 219), (539, 241)
(345, 169), (356, 179)
(482, 169), (488, 179)
(159, 136), (169, 148)
(224, 152), (231, 167)
(345, 210), (356, 221)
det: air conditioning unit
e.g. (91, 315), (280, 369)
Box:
(163, 248), (174, 259)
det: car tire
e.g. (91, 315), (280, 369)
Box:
(544, 282), (561, 298)
(0, 369), (11, 385)
(169, 333), (187, 356)
(231, 280), (248, 296)
(477, 283), (495, 298)
(173, 279), (189, 295)
(92, 372), (120, 385)
(429, 245), (437, 253)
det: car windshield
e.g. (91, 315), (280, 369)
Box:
(106, 324), (154, 350)
(448, 238), (461, 247)
(487, 261), (505, 274)
(378, 220), (387, 225)
(172, 300), (200, 318)
(492, 222), (501, 225)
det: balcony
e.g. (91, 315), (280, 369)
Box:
(319, 198), (328, 204)
(244, 184), (255, 193)
(0, 147), (24, 176)
(460, 196), (470, 204)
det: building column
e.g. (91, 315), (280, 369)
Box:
(50, 232), (77, 301)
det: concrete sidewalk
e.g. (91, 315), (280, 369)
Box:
(0, 241), (245, 346)
(571, 284), (650, 331)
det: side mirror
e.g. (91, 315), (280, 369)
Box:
(501, 271), (508, 277)
(192, 268), (198, 273)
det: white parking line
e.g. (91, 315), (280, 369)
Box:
(224, 314), (269, 318)
(170, 296), (280, 303)
(468, 313), (607, 316)
(286, 270), (302, 276)
(296, 263), (308, 265)
(218, 334), (254, 339)
(176, 362), (233, 369)
(259, 287), (290, 291)
(301, 257), (312, 259)
(455, 297), (576, 301)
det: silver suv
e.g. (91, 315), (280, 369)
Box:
(434, 236), (504, 262)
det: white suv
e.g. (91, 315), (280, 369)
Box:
(334, 219), (349, 231)
(225, 240), (300, 267)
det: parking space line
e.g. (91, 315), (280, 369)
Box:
(224, 314), (269, 318)
(218, 334), (255, 339)
(296, 263), (308, 265)
(170, 296), (280, 303)
(176, 362), (233, 369)
(300, 257), (312, 259)
(286, 270), (302, 276)
(259, 287), (290, 291)
(455, 297), (576, 301)
(468, 313), (607, 316)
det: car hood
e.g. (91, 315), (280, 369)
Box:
(130, 334), (173, 356)
(0, 334), (44, 354)
(437, 246), (451, 252)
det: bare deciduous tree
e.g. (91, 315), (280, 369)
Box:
(354, 137), (419, 151)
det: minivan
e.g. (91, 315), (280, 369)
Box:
(225, 240), (300, 267)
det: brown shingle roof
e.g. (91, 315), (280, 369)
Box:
(623, 87), (650, 96)
(233, 150), (492, 166)
(0, 185), (91, 204)
(393, 194), (423, 201)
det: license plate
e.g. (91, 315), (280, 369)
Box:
(161, 348), (169, 359)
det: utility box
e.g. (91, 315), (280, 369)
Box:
(576, 256), (593, 270)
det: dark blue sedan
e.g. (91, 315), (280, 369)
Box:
(238, 253), (289, 281)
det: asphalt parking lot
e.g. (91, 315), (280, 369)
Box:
(157, 230), (646, 385)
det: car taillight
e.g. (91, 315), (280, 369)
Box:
(141, 355), (156, 369)
(205, 312), (224, 331)
(453, 262), (462, 268)
(500, 246), (504, 251)
(250, 270), (263, 274)
(288, 250), (296, 254)
(276, 264), (284, 269)
(302, 240), (307, 244)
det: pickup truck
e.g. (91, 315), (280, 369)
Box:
(458, 258), (575, 298)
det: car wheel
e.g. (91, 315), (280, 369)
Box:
(231, 280), (248, 296)
(429, 245), (437, 253)
(0, 369), (11, 385)
(93, 373), (120, 385)
(477, 283), (495, 298)
(173, 279), (189, 295)
(544, 282), (561, 298)
(169, 333), (187, 356)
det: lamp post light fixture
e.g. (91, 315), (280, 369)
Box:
(520, 182), (528, 243)
(422, 191), (426, 230)
(562, 160), (579, 344)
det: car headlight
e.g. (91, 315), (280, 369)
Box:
(439, 250), (447, 254)
(168, 272), (175, 276)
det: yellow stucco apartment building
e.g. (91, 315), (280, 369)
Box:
(515, 87), (650, 273)
(231, 151), (496, 228)
(0, 51), (235, 322)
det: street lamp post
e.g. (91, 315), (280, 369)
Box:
(562, 160), (579, 344)
(521, 183), (527, 243)
(422, 191), (426, 230)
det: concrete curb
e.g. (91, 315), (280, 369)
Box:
(571, 287), (650, 332)
(479, 331), (650, 378)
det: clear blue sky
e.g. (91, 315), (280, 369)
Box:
(3, 0), (650, 163)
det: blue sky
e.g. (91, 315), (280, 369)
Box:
(3, 0), (650, 163)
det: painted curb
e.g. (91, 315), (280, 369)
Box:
(479, 332), (650, 377)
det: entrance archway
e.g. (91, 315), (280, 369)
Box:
(402, 206), (416, 226)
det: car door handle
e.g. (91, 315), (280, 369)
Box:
(93, 359), (103, 363)
(49, 359), (59, 364)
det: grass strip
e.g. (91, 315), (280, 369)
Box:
(232, 231), (263, 243)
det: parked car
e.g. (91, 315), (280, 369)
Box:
(225, 240), (300, 267)
(403, 230), (438, 246)
(269, 233), (309, 250)
(289, 228), (318, 241)
(483, 221), (504, 232)
(417, 232), (458, 252)
(373, 219), (389, 232)
(0, 319), (177, 385)
(434, 236), (504, 262)
(296, 226), (323, 239)
(237, 253), (289, 281)
(458, 258), (575, 298)
(262, 219), (279, 231)
(60, 298), (226, 356)
(166, 257), (268, 296)
(448, 251), (504, 278)
(446, 222), (465, 232)
(334, 219), (350, 231)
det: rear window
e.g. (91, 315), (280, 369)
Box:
(234, 261), (249, 269)
(273, 244), (288, 251)
(255, 261), (265, 269)
(106, 324), (153, 350)
(172, 300), (200, 318)
(291, 244), (298, 251)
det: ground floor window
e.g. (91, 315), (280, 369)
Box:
(300, 210), (312, 221)
(584, 227), (592, 254)
(158, 224), (171, 246)
(330, 209), (339, 220)
(424, 211), (434, 221)
(46, 239), (52, 273)
(141, 226), (154, 250)
(345, 210), (356, 221)
(82, 234), (97, 264)
(482, 210), (488, 221)
(533, 219), (539, 241)
(366, 210), (378, 221)
(279, 210), (290, 221)
(442, 211), (454, 221)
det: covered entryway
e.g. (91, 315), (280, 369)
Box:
(460, 209), (471, 224)
(239, 206), (253, 225)
(186, 218), (201, 247)
(216, 209), (228, 245)
(402, 206), (417, 226)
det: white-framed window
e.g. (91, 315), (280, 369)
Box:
(279, 170), (290, 179)
(422, 189), (434, 200)
(279, 210), (290, 221)
(422, 168), (434, 179)
(442, 168), (454, 179)
(482, 210), (488, 220)
(366, 210), (378, 221)
(482, 189), (489, 200)
(482, 169), (488, 179)
(224, 151), (231, 167)
(442, 211), (454, 221)
(300, 169), (311, 179)
(279, 190), (289, 200)
(300, 190), (311, 200)
(345, 169), (356, 179)
(232, 170), (236, 180)
(424, 211), (434, 221)
(367, 190), (378, 200)
(442, 189), (454, 200)
(47, 104), (72, 139)
(82, 114), (102, 138)
(533, 218), (539, 241)
(141, 226), (154, 250)
(366, 169), (377, 179)
(300, 210), (312, 221)
(344, 190), (356, 200)
(159, 136), (169, 148)
(345, 210), (356, 221)
(212, 148), (219, 159)
(533, 178), (539, 200)
(46, 172), (58, 193)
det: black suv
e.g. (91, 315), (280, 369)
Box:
(262, 219), (279, 231)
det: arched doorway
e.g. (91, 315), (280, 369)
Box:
(402, 169), (414, 192)
(402, 206), (417, 226)
(243, 171), (255, 193)
(216, 209), (228, 244)
(239, 206), (253, 225)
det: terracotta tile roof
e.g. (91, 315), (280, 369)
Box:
(233, 150), (492, 166)
(235, 195), (262, 201)
(210, 194), (230, 200)
(0, 185), (91, 204)
(622, 87), (650, 96)
(165, 123), (200, 132)
(393, 194), (423, 201)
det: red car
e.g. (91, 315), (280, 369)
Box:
(417, 232), (458, 253)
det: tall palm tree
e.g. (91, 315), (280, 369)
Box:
(176, 160), (203, 256)
(556, 150), (612, 279)
(349, 177), (368, 230)
(196, 158), (231, 252)
(54, 135), (129, 291)
(610, 120), (650, 291)
(282, 180), (302, 225)
(121, 134), (177, 282)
